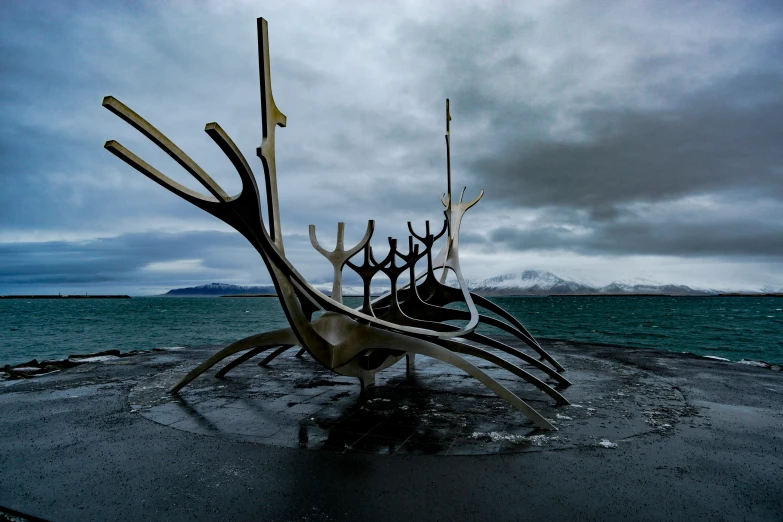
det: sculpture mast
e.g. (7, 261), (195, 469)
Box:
(445, 99), (452, 236)
(256, 17), (287, 253)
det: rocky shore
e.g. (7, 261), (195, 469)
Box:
(1, 349), (160, 380)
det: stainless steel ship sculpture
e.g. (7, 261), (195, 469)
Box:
(103, 17), (570, 429)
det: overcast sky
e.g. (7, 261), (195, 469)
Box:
(1, 0), (782, 295)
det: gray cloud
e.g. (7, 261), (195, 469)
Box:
(491, 215), (783, 258)
(471, 76), (783, 212)
(1, 0), (783, 292)
(0, 229), (349, 293)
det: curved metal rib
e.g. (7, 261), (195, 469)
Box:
(383, 280), (569, 386)
(395, 287), (566, 380)
(407, 219), (447, 244)
(215, 346), (273, 378)
(470, 293), (565, 372)
(170, 327), (298, 393)
(258, 345), (294, 366)
(215, 343), (297, 377)
(386, 270), (565, 374)
(204, 122), (258, 197)
(460, 187), (484, 210)
(435, 339), (569, 405)
(103, 141), (219, 211)
(103, 96), (230, 202)
(345, 241), (384, 317)
(465, 332), (570, 387)
(334, 325), (556, 430)
(309, 220), (374, 304)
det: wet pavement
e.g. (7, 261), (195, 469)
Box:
(128, 340), (698, 455)
(1, 339), (782, 520)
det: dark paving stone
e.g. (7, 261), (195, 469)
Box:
(409, 424), (461, 442)
(368, 418), (419, 441)
(347, 434), (399, 455)
(393, 436), (455, 456)
(319, 429), (365, 452)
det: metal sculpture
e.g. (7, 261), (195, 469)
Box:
(103, 17), (569, 430)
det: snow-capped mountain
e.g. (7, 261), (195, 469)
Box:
(464, 271), (717, 296)
(464, 270), (595, 295)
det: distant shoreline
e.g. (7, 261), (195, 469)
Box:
(221, 294), (378, 298)
(170, 293), (783, 298)
(2, 293), (780, 299)
(221, 294), (277, 298)
(0, 295), (130, 299)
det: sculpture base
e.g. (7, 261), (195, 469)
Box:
(129, 338), (694, 455)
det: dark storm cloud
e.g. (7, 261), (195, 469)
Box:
(490, 214), (783, 259)
(471, 74), (783, 211)
(407, 6), (783, 205)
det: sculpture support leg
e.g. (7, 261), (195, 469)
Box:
(335, 328), (556, 430)
(170, 327), (298, 394)
(258, 345), (294, 366)
(359, 371), (376, 394)
(399, 338), (555, 429)
(215, 345), (277, 378)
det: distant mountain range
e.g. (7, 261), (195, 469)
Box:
(160, 271), (783, 297)
(461, 271), (716, 296)
(162, 282), (276, 296)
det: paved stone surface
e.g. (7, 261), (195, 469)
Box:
(1, 339), (782, 521)
(128, 341), (696, 455)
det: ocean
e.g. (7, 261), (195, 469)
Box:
(1, 296), (781, 367)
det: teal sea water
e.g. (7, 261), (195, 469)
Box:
(1, 296), (781, 366)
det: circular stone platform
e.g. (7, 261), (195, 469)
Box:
(129, 340), (698, 455)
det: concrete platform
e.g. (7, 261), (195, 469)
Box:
(1, 339), (781, 521)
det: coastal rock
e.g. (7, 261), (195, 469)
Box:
(119, 350), (152, 357)
(69, 355), (121, 363)
(738, 359), (771, 368)
(13, 359), (40, 368)
(39, 359), (83, 369)
(69, 349), (121, 359)
(703, 355), (730, 362)
(2, 357), (85, 379)
(2, 349), (141, 379)
(9, 366), (41, 374)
